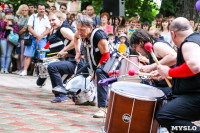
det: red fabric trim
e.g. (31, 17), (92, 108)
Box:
(99, 52), (110, 65)
(43, 41), (50, 49)
(168, 62), (195, 77)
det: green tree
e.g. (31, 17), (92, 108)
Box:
(81, 0), (159, 24)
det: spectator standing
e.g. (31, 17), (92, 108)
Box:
(120, 17), (129, 36)
(20, 4), (50, 76)
(86, 5), (101, 27)
(128, 17), (137, 40)
(15, 4), (29, 74)
(189, 18), (195, 31)
(142, 22), (150, 32)
(1, 9), (18, 73)
(28, 3), (35, 15)
(160, 17), (172, 45)
(59, 3), (67, 14)
(50, 6), (56, 12)
(150, 13), (163, 30)
(99, 12), (113, 34)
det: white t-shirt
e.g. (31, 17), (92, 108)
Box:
(27, 13), (51, 37)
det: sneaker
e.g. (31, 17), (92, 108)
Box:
(51, 95), (67, 103)
(4, 70), (9, 74)
(93, 107), (107, 118)
(0, 69), (4, 73)
(12, 70), (21, 74)
(19, 70), (27, 76)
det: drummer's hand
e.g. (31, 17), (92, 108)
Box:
(157, 65), (170, 78)
(140, 65), (154, 73)
(75, 53), (81, 63)
(150, 70), (164, 81)
(138, 55), (149, 64)
(57, 51), (68, 58)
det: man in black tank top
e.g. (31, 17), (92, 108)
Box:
(130, 29), (177, 96)
(74, 15), (110, 118)
(156, 17), (200, 133)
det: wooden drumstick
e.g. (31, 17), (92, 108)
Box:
(138, 52), (147, 65)
(118, 53), (140, 69)
(144, 42), (172, 88)
(128, 69), (172, 80)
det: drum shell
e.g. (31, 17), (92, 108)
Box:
(104, 82), (163, 133)
(119, 55), (141, 76)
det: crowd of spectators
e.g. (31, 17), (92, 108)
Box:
(0, 1), (199, 75)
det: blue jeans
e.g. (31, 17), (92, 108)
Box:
(24, 37), (47, 59)
(48, 60), (77, 88)
(96, 67), (109, 107)
(1, 38), (14, 71)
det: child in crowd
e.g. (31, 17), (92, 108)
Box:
(108, 33), (116, 54)
(114, 25), (125, 44)
(116, 33), (130, 56)
(128, 17), (137, 40)
(136, 20), (142, 29)
(120, 17), (129, 35)
(142, 22), (150, 32)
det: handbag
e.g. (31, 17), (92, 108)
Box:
(7, 31), (19, 46)
(24, 15), (35, 46)
(24, 35), (33, 46)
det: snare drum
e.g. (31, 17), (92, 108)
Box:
(118, 55), (143, 82)
(38, 58), (59, 78)
(104, 82), (164, 133)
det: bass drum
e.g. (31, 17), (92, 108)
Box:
(104, 82), (164, 133)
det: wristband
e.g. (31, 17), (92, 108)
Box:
(168, 62), (194, 77)
(99, 52), (110, 65)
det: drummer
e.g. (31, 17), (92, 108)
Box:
(74, 15), (110, 118)
(156, 17), (200, 133)
(46, 10), (83, 103)
(130, 29), (177, 96)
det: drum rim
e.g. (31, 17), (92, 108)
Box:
(111, 82), (165, 101)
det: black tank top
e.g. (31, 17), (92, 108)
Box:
(55, 20), (76, 55)
(172, 32), (200, 94)
(149, 37), (174, 87)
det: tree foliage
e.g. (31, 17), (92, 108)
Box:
(6, 0), (160, 24)
(81, 0), (160, 24)
(159, 0), (176, 17)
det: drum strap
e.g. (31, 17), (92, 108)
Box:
(85, 28), (101, 74)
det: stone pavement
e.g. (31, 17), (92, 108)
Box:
(0, 74), (104, 133)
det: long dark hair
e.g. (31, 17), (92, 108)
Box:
(130, 29), (156, 48)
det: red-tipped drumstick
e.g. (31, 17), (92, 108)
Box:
(128, 69), (152, 76)
(108, 70), (119, 76)
(144, 42), (172, 88)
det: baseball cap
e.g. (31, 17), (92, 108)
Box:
(5, 8), (13, 14)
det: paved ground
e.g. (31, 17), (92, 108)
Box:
(0, 73), (200, 133)
(0, 74), (104, 133)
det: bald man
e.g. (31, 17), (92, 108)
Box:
(156, 17), (200, 133)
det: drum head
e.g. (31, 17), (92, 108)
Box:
(112, 82), (164, 100)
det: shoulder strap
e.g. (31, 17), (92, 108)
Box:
(32, 15), (35, 30)
(88, 28), (101, 66)
(90, 28), (100, 48)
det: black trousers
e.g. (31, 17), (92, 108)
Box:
(156, 94), (200, 133)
